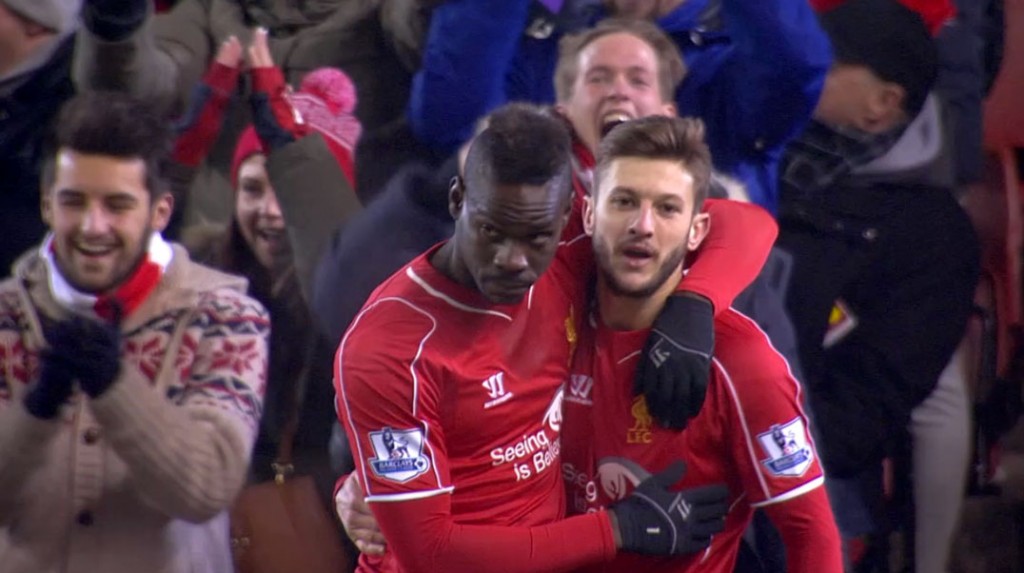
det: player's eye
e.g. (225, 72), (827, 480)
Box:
(480, 223), (501, 240)
(529, 233), (553, 248)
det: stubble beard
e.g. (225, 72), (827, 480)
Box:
(594, 238), (688, 299)
(62, 225), (153, 295)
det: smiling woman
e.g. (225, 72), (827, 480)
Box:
(232, 137), (291, 272)
(174, 31), (363, 544)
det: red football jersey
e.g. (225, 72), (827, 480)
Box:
(563, 308), (829, 573)
(336, 239), (621, 572)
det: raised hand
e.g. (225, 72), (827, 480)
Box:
(171, 36), (243, 167)
(247, 28), (306, 152)
(247, 27), (274, 69)
(216, 35), (244, 69)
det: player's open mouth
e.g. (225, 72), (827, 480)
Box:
(620, 245), (655, 268)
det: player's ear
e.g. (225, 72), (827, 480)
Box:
(687, 211), (710, 251)
(559, 183), (573, 229)
(449, 176), (465, 220)
(582, 194), (596, 237)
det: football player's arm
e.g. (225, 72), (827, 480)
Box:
(762, 487), (843, 572)
(335, 304), (617, 573)
(371, 494), (616, 573)
(333, 471), (620, 568)
(678, 199), (778, 315)
(720, 339), (839, 573)
(720, 339), (841, 571)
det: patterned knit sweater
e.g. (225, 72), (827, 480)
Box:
(0, 244), (269, 573)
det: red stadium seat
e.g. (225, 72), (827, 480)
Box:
(979, 0), (1024, 376)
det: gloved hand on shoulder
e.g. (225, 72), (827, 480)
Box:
(635, 293), (714, 430)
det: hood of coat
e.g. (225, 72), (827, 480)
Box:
(851, 94), (953, 188)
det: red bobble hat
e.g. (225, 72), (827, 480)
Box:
(231, 67), (362, 188)
(230, 125), (264, 189)
(287, 67), (362, 186)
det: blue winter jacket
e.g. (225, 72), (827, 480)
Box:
(408, 0), (832, 212)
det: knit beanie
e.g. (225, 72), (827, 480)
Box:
(287, 67), (361, 186)
(819, 0), (938, 117)
(1, 0), (81, 34)
(231, 126), (264, 189)
(231, 67), (362, 188)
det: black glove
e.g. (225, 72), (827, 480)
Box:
(610, 462), (728, 555)
(52, 313), (122, 399)
(635, 294), (714, 430)
(24, 349), (76, 420)
(83, 0), (149, 42)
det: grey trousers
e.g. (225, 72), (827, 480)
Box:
(911, 340), (972, 573)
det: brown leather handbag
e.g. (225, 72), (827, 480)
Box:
(229, 394), (351, 573)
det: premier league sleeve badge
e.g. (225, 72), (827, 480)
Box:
(368, 427), (431, 483)
(757, 417), (814, 478)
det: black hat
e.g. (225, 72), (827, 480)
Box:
(819, 0), (938, 117)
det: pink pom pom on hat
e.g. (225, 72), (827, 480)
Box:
(230, 66), (363, 188)
(299, 67), (358, 115)
(288, 67), (362, 153)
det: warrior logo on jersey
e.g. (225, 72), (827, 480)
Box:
(566, 374), (594, 406)
(757, 418), (813, 477)
(368, 427), (430, 483)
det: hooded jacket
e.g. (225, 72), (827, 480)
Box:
(778, 95), (980, 477)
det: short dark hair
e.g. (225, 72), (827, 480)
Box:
(596, 116), (712, 211)
(41, 91), (172, 199)
(464, 103), (572, 196)
(555, 18), (686, 104)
